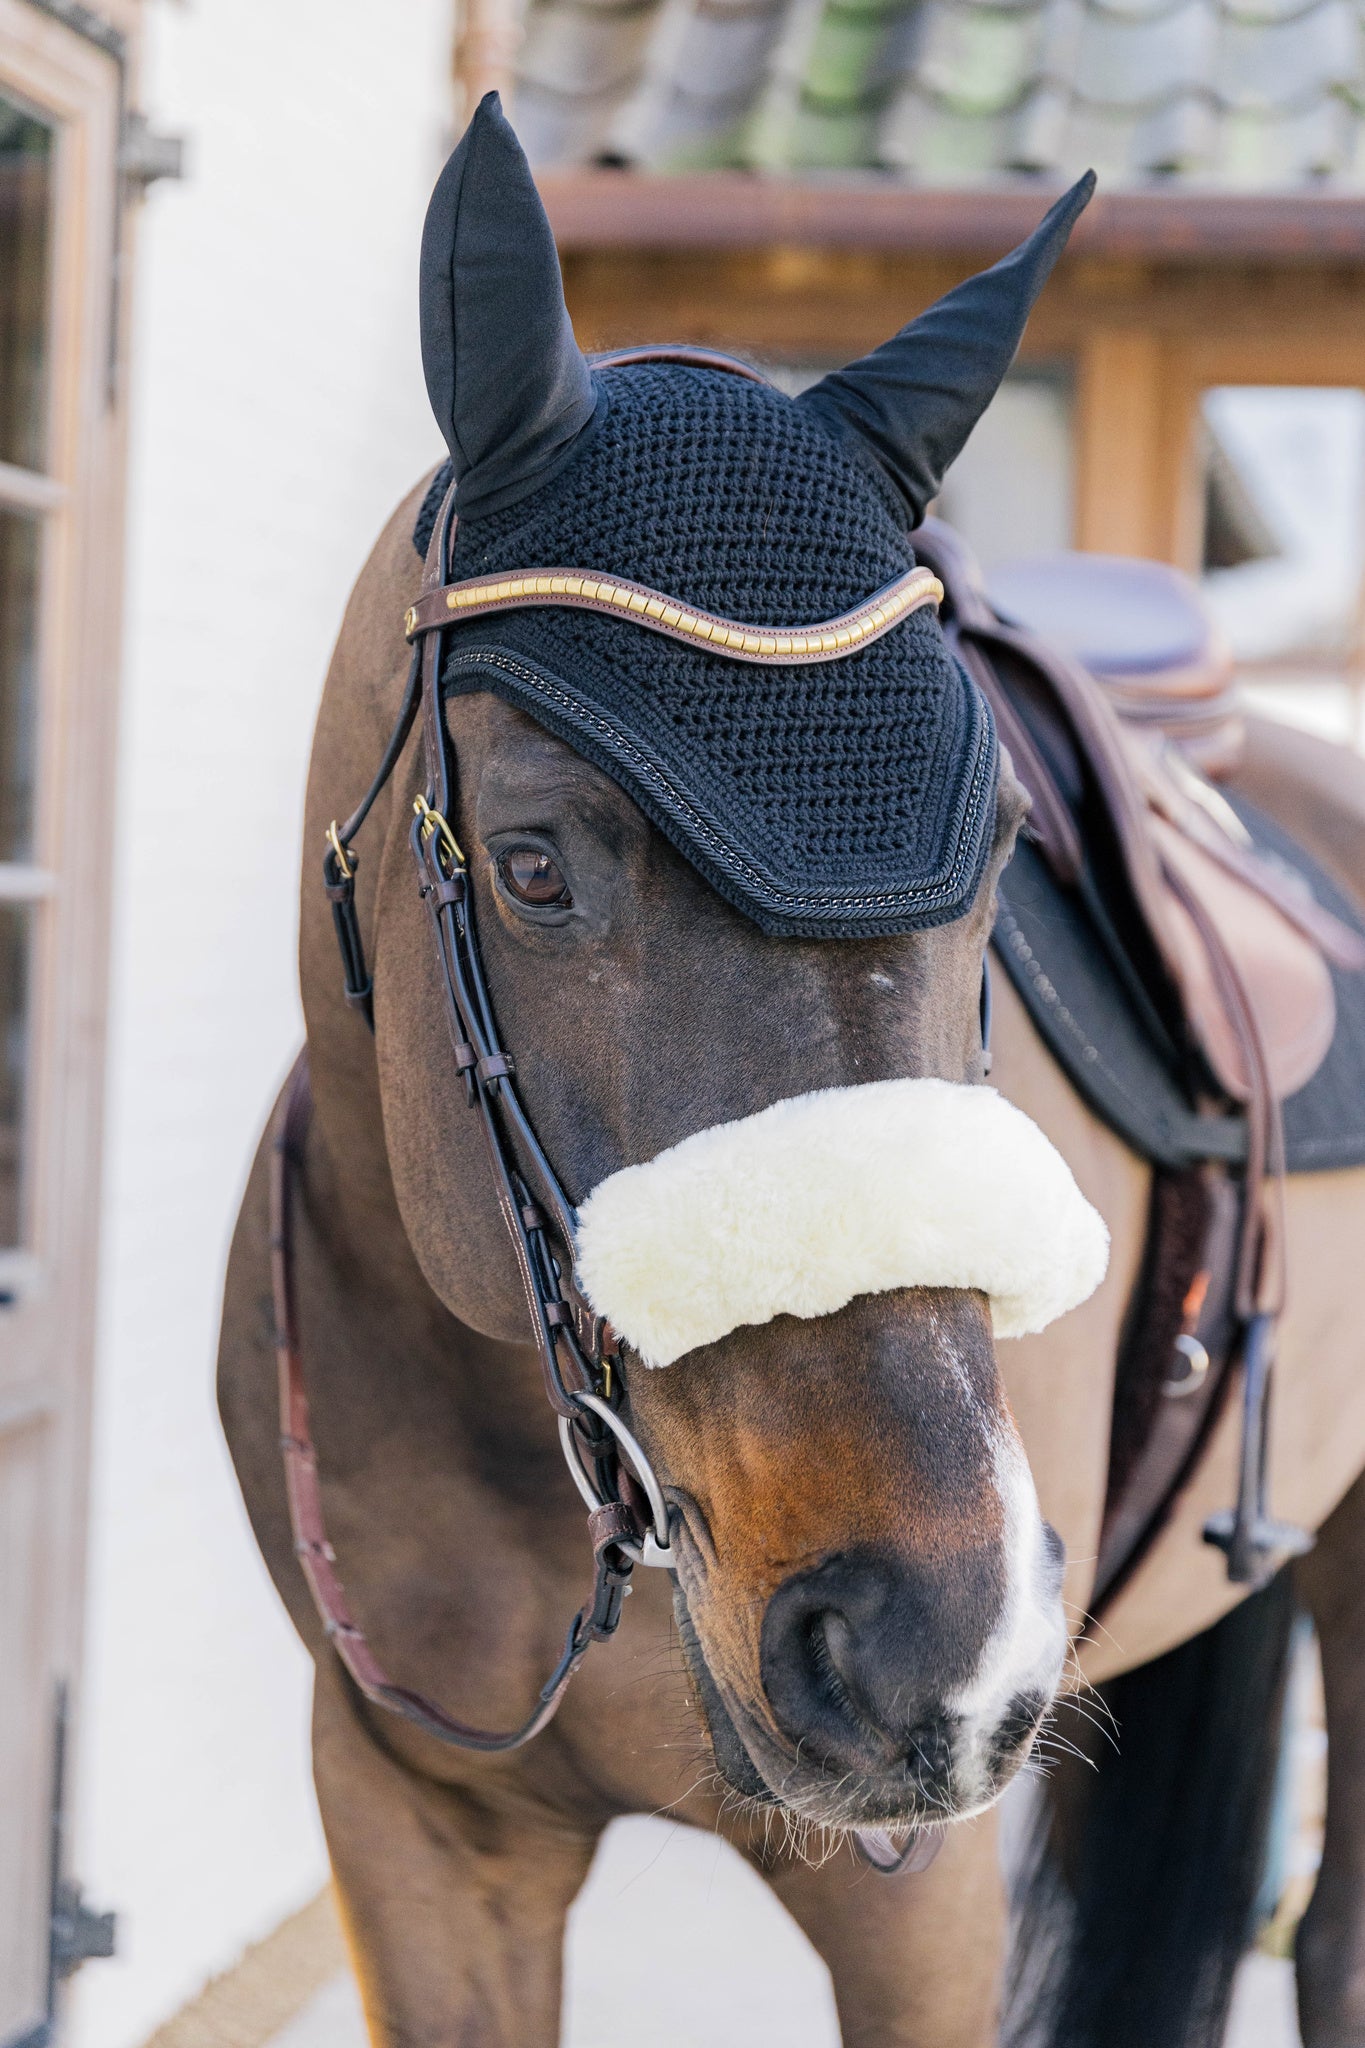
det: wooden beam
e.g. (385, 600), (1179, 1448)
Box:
(1073, 331), (1203, 567)
(543, 171), (1365, 265)
(560, 247), (1365, 361)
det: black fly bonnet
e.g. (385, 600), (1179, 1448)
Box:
(413, 96), (1094, 939)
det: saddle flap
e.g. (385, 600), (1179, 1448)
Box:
(919, 519), (1360, 1110)
(1147, 812), (1337, 1103)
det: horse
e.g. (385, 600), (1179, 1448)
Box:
(217, 96), (1365, 2048)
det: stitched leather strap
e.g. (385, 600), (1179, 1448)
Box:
(272, 1057), (616, 1750)
(405, 564), (943, 666)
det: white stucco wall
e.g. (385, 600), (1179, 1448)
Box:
(71, 5), (452, 2043)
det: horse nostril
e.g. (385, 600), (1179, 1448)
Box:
(803, 1608), (867, 1724)
(762, 1548), (974, 1768)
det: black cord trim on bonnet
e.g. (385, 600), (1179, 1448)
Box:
(415, 461), (454, 560)
(440, 644), (999, 938)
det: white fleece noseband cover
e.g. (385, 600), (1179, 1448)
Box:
(575, 1078), (1110, 1368)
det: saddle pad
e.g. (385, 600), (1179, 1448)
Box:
(994, 797), (1365, 1174)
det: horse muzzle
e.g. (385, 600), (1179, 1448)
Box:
(674, 1454), (1068, 1830)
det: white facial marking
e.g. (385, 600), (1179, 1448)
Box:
(945, 1429), (1067, 1812)
(870, 971), (897, 991)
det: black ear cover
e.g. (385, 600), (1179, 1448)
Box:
(797, 173), (1095, 525)
(419, 92), (598, 520)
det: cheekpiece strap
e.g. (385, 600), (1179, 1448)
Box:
(404, 563), (944, 667)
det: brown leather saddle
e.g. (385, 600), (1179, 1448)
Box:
(913, 523), (1365, 1603)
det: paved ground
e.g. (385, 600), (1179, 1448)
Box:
(264, 1816), (1303, 2048)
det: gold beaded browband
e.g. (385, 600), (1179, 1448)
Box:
(404, 562), (944, 667)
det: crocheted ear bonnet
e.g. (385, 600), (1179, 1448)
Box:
(415, 96), (1092, 940)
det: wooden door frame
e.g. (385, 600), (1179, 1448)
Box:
(1073, 326), (1365, 570)
(0, 2), (136, 2039)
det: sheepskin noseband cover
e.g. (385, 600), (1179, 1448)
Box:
(575, 1078), (1110, 1369)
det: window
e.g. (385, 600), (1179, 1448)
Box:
(0, 92), (53, 1266)
(0, 7), (129, 2037)
(1200, 387), (1365, 751)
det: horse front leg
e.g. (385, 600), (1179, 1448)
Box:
(762, 1810), (1005, 2048)
(1296, 1465), (1365, 2047)
(311, 1657), (600, 2048)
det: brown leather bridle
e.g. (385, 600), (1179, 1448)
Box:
(274, 346), (946, 1867)
(279, 350), (807, 1758)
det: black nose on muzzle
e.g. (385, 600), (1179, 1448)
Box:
(759, 1546), (1004, 1781)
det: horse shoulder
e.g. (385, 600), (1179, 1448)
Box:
(986, 964), (1152, 1630)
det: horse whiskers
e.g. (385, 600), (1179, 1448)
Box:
(1056, 1640), (1119, 1737)
(1046, 1656), (1120, 1750)
(688, 1745), (953, 1868)
(1030, 1728), (1098, 1773)
(1064, 1604), (1125, 1656)
(1054, 1696), (1120, 1753)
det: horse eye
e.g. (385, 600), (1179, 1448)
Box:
(497, 847), (573, 908)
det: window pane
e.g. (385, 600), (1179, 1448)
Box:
(0, 509), (40, 863)
(0, 96), (52, 473)
(1200, 387), (1365, 753)
(0, 904), (30, 1248)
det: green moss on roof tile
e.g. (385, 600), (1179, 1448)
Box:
(791, 98), (881, 156)
(803, 5), (896, 107)
(654, 117), (751, 168)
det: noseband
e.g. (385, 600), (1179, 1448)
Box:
(275, 348), (950, 1866)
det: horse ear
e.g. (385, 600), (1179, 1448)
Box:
(796, 173), (1095, 526)
(419, 92), (597, 519)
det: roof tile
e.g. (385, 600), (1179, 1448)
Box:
(519, 0), (661, 97)
(1131, 87), (1219, 169)
(913, 2), (1042, 109)
(1217, 3), (1361, 109)
(516, 0), (1365, 183)
(1071, 2), (1216, 106)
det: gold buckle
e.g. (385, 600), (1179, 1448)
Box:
(413, 794), (465, 874)
(325, 821), (354, 881)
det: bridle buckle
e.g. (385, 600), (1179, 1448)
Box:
(413, 793), (465, 875)
(325, 819), (355, 882)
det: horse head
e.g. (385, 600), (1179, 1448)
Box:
(353, 97), (1105, 1835)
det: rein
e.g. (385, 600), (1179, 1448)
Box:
(277, 347), (944, 1869)
(282, 379), (697, 1751)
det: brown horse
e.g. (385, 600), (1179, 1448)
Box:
(218, 106), (1365, 2048)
